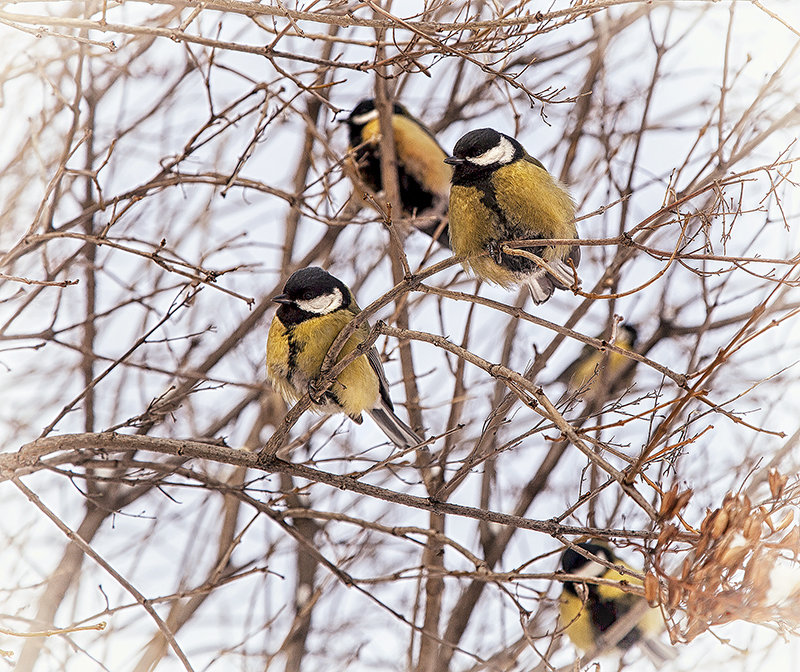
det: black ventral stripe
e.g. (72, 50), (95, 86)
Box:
(477, 173), (545, 274)
(286, 328), (300, 373)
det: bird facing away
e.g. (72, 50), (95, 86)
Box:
(556, 324), (639, 399)
(559, 542), (675, 665)
(344, 98), (452, 246)
(445, 128), (580, 304)
(266, 266), (422, 448)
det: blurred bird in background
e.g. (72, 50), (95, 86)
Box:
(559, 541), (676, 665)
(555, 323), (639, 401)
(343, 98), (452, 247)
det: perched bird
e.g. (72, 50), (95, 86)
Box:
(559, 542), (675, 665)
(344, 98), (452, 245)
(445, 128), (580, 304)
(267, 266), (422, 448)
(556, 324), (638, 398)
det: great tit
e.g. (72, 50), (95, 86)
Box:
(559, 542), (675, 665)
(344, 99), (452, 246)
(445, 128), (580, 304)
(266, 266), (422, 448)
(556, 324), (638, 398)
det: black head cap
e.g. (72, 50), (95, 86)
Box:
(445, 128), (524, 181)
(280, 267), (349, 302)
(561, 542), (614, 573)
(619, 323), (638, 347)
(344, 99), (410, 146)
(273, 267), (351, 324)
(346, 99), (409, 127)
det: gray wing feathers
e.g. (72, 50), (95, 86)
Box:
(367, 346), (394, 409)
(367, 401), (423, 448)
(365, 346), (423, 447)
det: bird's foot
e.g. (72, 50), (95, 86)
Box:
(307, 380), (328, 405)
(486, 240), (505, 265)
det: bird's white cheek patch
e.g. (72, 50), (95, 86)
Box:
(467, 136), (515, 166)
(296, 288), (343, 314)
(574, 561), (607, 579)
(351, 109), (379, 126)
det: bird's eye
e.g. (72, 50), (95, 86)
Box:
(302, 291), (313, 300)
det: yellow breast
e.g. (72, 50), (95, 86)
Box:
(569, 341), (634, 395)
(267, 311), (380, 418)
(448, 184), (517, 287)
(559, 591), (596, 652)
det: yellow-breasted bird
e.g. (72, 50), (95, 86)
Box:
(344, 99), (452, 246)
(556, 324), (638, 398)
(445, 128), (580, 304)
(267, 266), (422, 448)
(559, 542), (675, 665)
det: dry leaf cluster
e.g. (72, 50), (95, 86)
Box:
(650, 472), (800, 644)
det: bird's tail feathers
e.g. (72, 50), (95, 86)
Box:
(367, 401), (424, 448)
(526, 271), (556, 305)
(525, 257), (580, 304)
(545, 257), (578, 290)
(638, 634), (677, 666)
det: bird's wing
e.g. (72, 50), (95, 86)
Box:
(366, 346), (394, 411)
(364, 346), (425, 448)
(344, 299), (392, 409)
(523, 152), (547, 171)
(567, 240), (581, 268)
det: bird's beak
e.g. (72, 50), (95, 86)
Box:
(444, 155), (464, 166)
(272, 294), (292, 305)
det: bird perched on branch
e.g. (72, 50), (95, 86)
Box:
(556, 323), (638, 399)
(445, 128), (580, 304)
(267, 266), (422, 448)
(343, 98), (452, 246)
(559, 542), (675, 665)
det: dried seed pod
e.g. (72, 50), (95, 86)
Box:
(700, 508), (716, 534)
(681, 556), (693, 581)
(775, 510), (794, 533)
(658, 523), (678, 547)
(694, 534), (709, 559)
(675, 488), (694, 513)
(742, 548), (762, 585)
(659, 486), (678, 519)
(711, 509), (729, 539)
(769, 468), (788, 499)
(644, 571), (660, 606)
(779, 525), (800, 550)
(743, 514), (763, 541)
(719, 544), (749, 571)
(667, 577), (684, 611)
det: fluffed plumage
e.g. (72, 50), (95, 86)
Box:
(267, 266), (422, 448)
(445, 127), (580, 304)
(344, 99), (452, 246)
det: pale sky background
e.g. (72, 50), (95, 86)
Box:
(1, 1), (799, 670)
